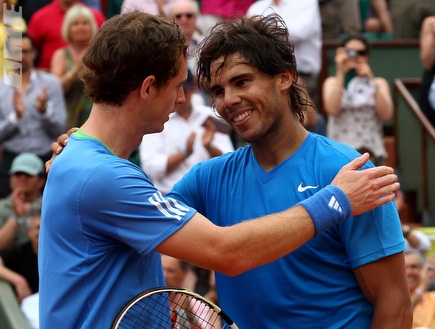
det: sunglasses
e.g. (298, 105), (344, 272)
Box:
(345, 49), (368, 59)
(174, 12), (195, 19)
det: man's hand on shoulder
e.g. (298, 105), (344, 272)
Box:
(45, 127), (78, 173)
(332, 153), (399, 216)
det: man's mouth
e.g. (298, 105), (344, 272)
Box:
(233, 110), (252, 123)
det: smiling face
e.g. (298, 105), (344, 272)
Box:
(209, 54), (292, 143)
(405, 253), (422, 293)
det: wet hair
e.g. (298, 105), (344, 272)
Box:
(81, 11), (188, 107)
(196, 14), (312, 124)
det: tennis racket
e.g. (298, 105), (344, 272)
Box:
(111, 286), (239, 329)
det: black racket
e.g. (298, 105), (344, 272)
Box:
(111, 286), (239, 329)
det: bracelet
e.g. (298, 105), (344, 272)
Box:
(14, 277), (25, 287)
(298, 185), (351, 236)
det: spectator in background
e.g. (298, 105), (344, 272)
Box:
(200, 0), (254, 36)
(16, 0), (51, 24)
(0, 32), (66, 198)
(50, 4), (98, 129)
(0, 0), (27, 77)
(82, 0), (101, 10)
(0, 202), (40, 302)
(121, 0), (176, 15)
(390, 0), (435, 39)
(139, 69), (234, 194)
(405, 250), (435, 328)
(419, 15), (435, 127)
(0, 153), (44, 252)
(318, 0), (362, 39)
(28, 0), (105, 70)
(364, 0), (393, 36)
(322, 34), (393, 165)
(167, 0), (203, 76)
(394, 189), (432, 256)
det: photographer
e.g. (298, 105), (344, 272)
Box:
(322, 34), (393, 165)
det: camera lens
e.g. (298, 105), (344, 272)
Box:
(346, 49), (357, 59)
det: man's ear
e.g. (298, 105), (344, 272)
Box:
(140, 75), (156, 98)
(278, 70), (294, 91)
(279, 70), (294, 90)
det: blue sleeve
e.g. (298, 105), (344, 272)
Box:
(79, 161), (197, 254)
(166, 163), (206, 214)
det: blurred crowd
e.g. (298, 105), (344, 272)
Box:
(1, 0), (435, 328)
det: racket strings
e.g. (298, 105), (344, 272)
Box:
(116, 291), (230, 329)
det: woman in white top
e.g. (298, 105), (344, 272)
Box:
(322, 35), (393, 164)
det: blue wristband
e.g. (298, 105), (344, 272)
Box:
(298, 185), (352, 236)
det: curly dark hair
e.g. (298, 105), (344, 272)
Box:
(196, 14), (312, 124)
(81, 11), (188, 107)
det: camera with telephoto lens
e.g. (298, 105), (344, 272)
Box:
(346, 49), (358, 60)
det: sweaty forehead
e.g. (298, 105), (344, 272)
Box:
(210, 54), (251, 82)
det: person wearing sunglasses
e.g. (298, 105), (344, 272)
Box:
(168, 0), (203, 78)
(322, 34), (394, 165)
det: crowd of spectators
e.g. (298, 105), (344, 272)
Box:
(1, 1), (435, 328)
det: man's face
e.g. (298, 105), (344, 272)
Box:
(209, 54), (289, 143)
(10, 173), (44, 196)
(405, 253), (422, 292)
(172, 2), (197, 39)
(162, 255), (187, 286)
(7, 37), (36, 73)
(27, 215), (41, 248)
(19, 38), (36, 72)
(139, 56), (187, 134)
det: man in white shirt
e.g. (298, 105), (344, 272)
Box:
(139, 70), (234, 193)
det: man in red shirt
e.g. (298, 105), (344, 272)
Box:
(28, 0), (105, 70)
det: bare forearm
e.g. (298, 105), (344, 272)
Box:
(370, 303), (412, 329)
(374, 85), (393, 120)
(0, 218), (19, 250)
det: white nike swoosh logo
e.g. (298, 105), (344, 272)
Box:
(297, 183), (319, 192)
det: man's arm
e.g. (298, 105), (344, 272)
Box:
(354, 252), (413, 328)
(157, 153), (399, 275)
(0, 257), (32, 302)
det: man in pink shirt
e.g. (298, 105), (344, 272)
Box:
(199, 0), (254, 35)
(28, 0), (105, 70)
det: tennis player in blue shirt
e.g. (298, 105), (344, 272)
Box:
(40, 12), (408, 329)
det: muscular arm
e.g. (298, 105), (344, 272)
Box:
(157, 154), (399, 275)
(354, 252), (412, 328)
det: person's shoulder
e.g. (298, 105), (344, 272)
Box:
(309, 133), (366, 165)
(89, 7), (106, 26)
(192, 145), (248, 171)
(36, 70), (63, 85)
(28, 1), (55, 22)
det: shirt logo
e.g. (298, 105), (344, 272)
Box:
(297, 183), (319, 192)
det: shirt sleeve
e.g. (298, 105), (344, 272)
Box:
(79, 161), (197, 255)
